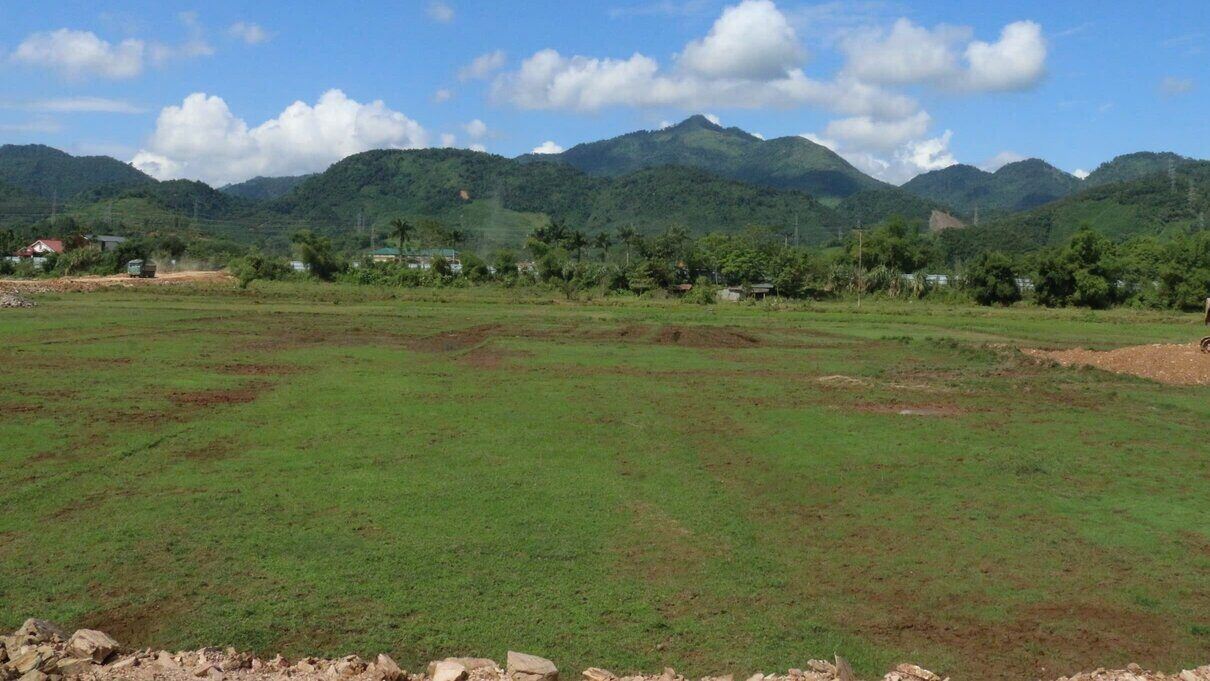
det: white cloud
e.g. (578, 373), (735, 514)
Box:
(228, 22), (270, 45)
(469, 143), (487, 153)
(840, 18), (1046, 92)
(459, 50), (507, 81)
(981, 150), (1027, 172)
(703, 113), (722, 125)
(678, 0), (804, 80)
(0, 120), (63, 134)
(801, 126), (957, 184)
(1159, 76), (1194, 96)
(824, 111), (931, 153)
(433, 89), (453, 103)
(964, 21), (1047, 91)
(1, 97), (144, 114)
(464, 119), (488, 138)
(149, 11), (214, 65)
(1073, 168), (1090, 180)
(428, 1), (455, 23)
(132, 89), (428, 185)
(11, 29), (145, 79)
(752, 132), (765, 140)
(440, 133), (457, 147)
(531, 140), (564, 154)
(841, 19), (968, 85)
(493, 49), (916, 118)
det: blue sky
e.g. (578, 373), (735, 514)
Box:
(0, 0), (1205, 186)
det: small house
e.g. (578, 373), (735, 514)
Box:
(13, 239), (65, 258)
(86, 235), (128, 252)
(366, 247), (461, 272)
(717, 283), (773, 302)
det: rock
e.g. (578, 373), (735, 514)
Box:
(154, 651), (178, 670)
(66, 630), (118, 664)
(12, 622), (64, 646)
(892, 665), (939, 681)
(1179, 672), (1200, 681)
(370, 654), (404, 681)
(433, 661), (469, 681)
(53, 659), (94, 677)
(18, 671), (48, 681)
(10, 651), (48, 675)
(194, 663), (225, 680)
(834, 656), (856, 681)
(429, 658), (497, 677)
(333, 656), (367, 677)
(0, 293), (36, 309)
(507, 652), (558, 681)
(110, 656), (139, 670)
(1127, 664), (1143, 674)
(222, 650), (253, 671)
(582, 668), (616, 681)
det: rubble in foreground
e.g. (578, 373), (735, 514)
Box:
(2, 619), (1208, 681)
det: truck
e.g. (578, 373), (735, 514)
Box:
(126, 259), (157, 279)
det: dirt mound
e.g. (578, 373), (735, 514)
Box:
(1024, 343), (1210, 386)
(0, 270), (231, 293)
(655, 325), (761, 349)
(3, 619), (1208, 681)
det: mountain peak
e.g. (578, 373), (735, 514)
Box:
(669, 114), (724, 131)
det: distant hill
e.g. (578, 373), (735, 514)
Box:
(0, 180), (49, 227)
(519, 115), (886, 204)
(0, 144), (153, 200)
(273, 148), (844, 249)
(938, 160), (1210, 261)
(220, 174), (314, 201)
(1083, 151), (1191, 187)
(902, 159), (1082, 214)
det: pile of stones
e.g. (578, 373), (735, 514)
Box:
(3, 619), (1208, 681)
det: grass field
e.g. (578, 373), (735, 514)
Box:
(1, 284), (1207, 680)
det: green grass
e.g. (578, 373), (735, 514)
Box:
(1, 285), (1207, 680)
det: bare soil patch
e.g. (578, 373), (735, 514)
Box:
(407, 324), (501, 353)
(1024, 343), (1210, 386)
(0, 270), (232, 293)
(167, 384), (266, 408)
(654, 324), (762, 348)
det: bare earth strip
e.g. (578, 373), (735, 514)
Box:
(1023, 344), (1210, 385)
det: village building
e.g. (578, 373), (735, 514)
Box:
(367, 247), (462, 273)
(12, 239), (65, 258)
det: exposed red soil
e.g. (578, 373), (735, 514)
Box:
(0, 270), (232, 292)
(406, 324), (501, 352)
(1023, 343), (1210, 386)
(654, 325), (762, 348)
(167, 385), (266, 407)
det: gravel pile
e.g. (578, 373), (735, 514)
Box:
(3, 619), (1208, 681)
(0, 292), (36, 308)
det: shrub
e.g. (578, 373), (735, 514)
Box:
(229, 251), (292, 289)
(964, 252), (1021, 306)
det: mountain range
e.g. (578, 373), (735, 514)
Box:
(0, 117), (1204, 257)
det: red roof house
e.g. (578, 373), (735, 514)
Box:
(13, 239), (65, 257)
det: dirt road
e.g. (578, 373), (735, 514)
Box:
(0, 270), (232, 293)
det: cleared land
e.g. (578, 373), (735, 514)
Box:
(1, 285), (1207, 681)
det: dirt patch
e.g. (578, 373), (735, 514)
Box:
(654, 324), (762, 349)
(460, 346), (530, 370)
(848, 403), (966, 417)
(407, 324), (500, 353)
(1024, 343), (1210, 386)
(0, 270), (232, 293)
(210, 363), (298, 376)
(167, 384), (266, 408)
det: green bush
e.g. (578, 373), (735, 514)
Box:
(229, 251), (292, 289)
(964, 252), (1021, 306)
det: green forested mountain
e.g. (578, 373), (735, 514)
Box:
(520, 115), (885, 204)
(0, 181), (49, 226)
(902, 159), (1082, 214)
(0, 144), (153, 200)
(220, 174), (315, 200)
(937, 161), (1210, 261)
(273, 148), (843, 249)
(1083, 151), (1190, 187)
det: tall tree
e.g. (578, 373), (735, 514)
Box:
(617, 225), (638, 266)
(390, 217), (411, 264)
(593, 232), (613, 261)
(566, 230), (588, 261)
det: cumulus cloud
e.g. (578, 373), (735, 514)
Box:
(1073, 168), (1090, 180)
(703, 113), (722, 125)
(531, 140), (565, 154)
(228, 22), (270, 45)
(1159, 76), (1194, 96)
(464, 118), (488, 139)
(801, 127), (957, 184)
(11, 29), (145, 79)
(148, 11), (214, 65)
(428, 1), (455, 23)
(824, 111), (931, 153)
(841, 18), (1046, 92)
(981, 150), (1026, 172)
(131, 89), (428, 185)
(678, 0), (804, 79)
(433, 89), (453, 103)
(459, 50), (507, 81)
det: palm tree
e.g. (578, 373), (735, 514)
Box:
(566, 230), (588, 261)
(665, 225), (690, 263)
(617, 225), (637, 266)
(390, 218), (411, 263)
(593, 232), (612, 261)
